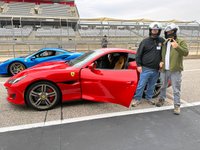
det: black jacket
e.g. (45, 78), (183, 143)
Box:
(136, 37), (164, 70)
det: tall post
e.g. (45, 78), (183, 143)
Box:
(59, 18), (62, 48)
(11, 17), (15, 58)
(20, 17), (24, 42)
(194, 21), (200, 55)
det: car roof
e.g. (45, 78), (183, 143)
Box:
(38, 48), (70, 53)
(94, 48), (136, 54)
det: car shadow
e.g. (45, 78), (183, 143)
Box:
(8, 103), (38, 112)
(0, 75), (11, 78)
(4, 100), (103, 112)
(61, 99), (100, 107)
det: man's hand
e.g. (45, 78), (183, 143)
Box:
(159, 62), (164, 69)
(137, 66), (142, 73)
(171, 39), (179, 49)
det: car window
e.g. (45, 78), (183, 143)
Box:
(34, 50), (56, 58)
(128, 53), (136, 62)
(68, 50), (134, 70)
(95, 52), (129, 70)
(34, 52), (42, 58)
(68, 50), (103, 67)
(27, 49), (67, 59)
(55, 51), (65, 55)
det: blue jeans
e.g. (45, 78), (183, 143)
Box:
(134, 67), (159, 101)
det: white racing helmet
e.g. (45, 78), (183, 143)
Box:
(149, 22), (162, 38)
(164, 23), (179, 39)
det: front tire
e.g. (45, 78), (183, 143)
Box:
(25, 81), (61, 110)
(9, 62), (26, 75)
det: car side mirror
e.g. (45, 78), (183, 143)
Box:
(88, 62), (97, 71)
(88, 62), (103, 75)
(128, 61), (137, 70)
(62, 55), (70, 60)
(30, 57), (36, 61)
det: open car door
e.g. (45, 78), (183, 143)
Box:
(80, 67), (138, 107)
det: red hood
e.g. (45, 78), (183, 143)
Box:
(29, 61), (70, 72)
(32, 61), (67, 68)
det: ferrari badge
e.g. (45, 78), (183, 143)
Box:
(70, 72), (75, 77)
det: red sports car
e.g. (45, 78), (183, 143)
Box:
(4, 48), (158, 110)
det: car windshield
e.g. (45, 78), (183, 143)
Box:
(68, 50), (103, 67)
(25, 50), (42, 58)
(25, 49), (70, 58)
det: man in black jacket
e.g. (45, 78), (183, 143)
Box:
(131, 22), (164, 107)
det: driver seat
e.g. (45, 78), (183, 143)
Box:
(114, 56), (126, 69)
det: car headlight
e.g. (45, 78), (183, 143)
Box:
(8, 75), (27, 84)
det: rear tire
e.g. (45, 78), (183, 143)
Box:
(152, 78), (162, 98)
(142, 78), (162, 98)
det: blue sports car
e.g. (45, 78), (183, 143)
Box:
(0, 48), (83, 76)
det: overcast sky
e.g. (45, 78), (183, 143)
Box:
(75, 0), (200, 22)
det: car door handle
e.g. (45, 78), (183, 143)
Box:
(126, 81), (134, 85)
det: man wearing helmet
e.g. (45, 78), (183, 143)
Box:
(156, 23), (189, 115)
(131, 22), (164, 107)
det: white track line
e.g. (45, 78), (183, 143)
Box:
(184, 69), (200, 72)
(1, 101), (200, 133)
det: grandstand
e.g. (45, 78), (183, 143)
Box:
(0, 0), (200, 58)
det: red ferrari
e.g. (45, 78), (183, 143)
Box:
(4, 48), (159, 110)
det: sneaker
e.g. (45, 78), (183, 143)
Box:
(156, 98), (165, 107)
(131, 99), (141, 107)
(146, 99), (155, 105)
(174, 106), (180, 115)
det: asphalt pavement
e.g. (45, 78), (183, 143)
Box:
(0, 105), (200, 150)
